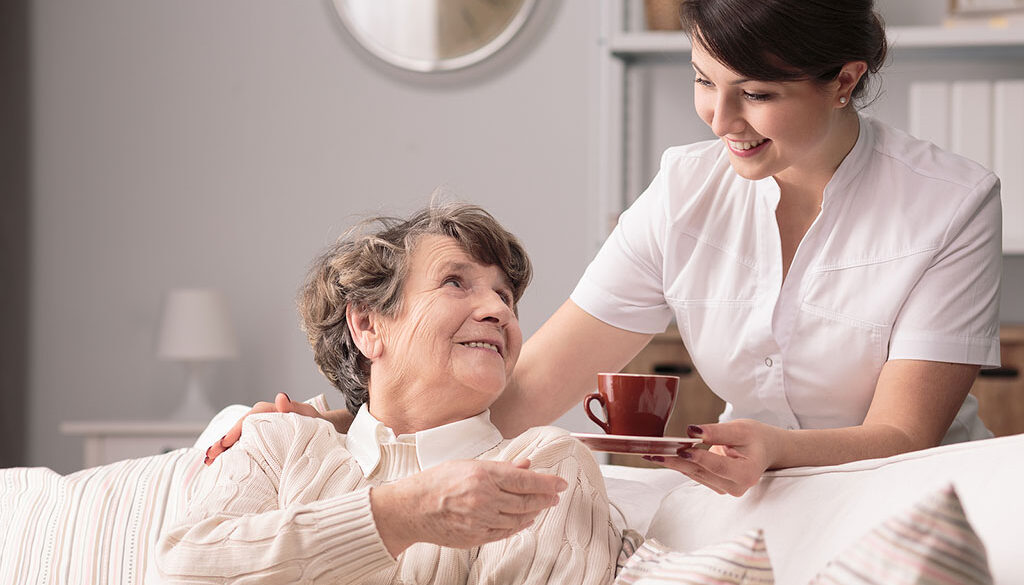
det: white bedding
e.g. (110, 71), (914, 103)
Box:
(0, 397), (665, 584)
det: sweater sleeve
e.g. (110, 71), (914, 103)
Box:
(468, 428), (621, 585)
(156, 413), (395, 584)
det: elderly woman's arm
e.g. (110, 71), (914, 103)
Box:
(160, 414), (566, 584)
(469, 427), (621, 585)
(159, 416), (393, 584)
(371, 458), (567, 557)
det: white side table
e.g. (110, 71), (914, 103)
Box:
(60, 421), (207, 468)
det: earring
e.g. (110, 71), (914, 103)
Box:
(839, 96), (848, 105)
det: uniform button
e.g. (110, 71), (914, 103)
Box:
(764, 357), (773, 367)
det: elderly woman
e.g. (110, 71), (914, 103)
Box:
(156, 203), (620, 584)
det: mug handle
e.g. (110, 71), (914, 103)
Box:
(583, 393), (611, 434)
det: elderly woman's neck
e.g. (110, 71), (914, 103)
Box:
(366, 382), (493, 435)
(367, 402), (485, 436)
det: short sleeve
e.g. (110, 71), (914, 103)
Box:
(888, 174), (1002, 367)
(571, 152), (675, 334)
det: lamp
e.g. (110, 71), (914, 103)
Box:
(156, 288), (239, 421)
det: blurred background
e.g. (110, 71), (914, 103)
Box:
(3, 0), (1022, 474)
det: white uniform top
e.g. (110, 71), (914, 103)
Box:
(572, 115), (1001, 443)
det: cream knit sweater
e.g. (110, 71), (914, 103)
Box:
(156, 413), (620, 584)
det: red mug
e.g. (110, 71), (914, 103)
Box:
(583, 373), (679, 436)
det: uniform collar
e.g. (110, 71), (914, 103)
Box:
(346, 404), (504, 477)
(821, 112), (874, 208)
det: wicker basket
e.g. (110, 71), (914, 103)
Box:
(645, 0), (683, 31)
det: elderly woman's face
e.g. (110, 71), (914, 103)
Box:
(374, 234), (522, 421)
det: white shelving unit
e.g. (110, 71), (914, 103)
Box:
(609, 26), (1024, 56)
(595, 0), (1024, 245)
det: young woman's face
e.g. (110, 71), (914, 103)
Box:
(691, 41), (844, 185)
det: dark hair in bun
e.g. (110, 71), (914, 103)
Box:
(681, 0), (888, 103)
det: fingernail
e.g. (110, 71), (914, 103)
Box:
(650, 455), (665, 463)
(677, 449), (693, 459)
(641, 455), (652, 461)
(203, 456), (212, 465)
(687, 425), (704, 437)
(219, 435), (228, 448)
(282, 393), (291, 402)
(205, 446), (213, 458)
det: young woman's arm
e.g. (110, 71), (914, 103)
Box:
(658, 359), (980, 496)
(490, 299), (655, 437)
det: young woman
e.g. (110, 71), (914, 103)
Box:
(210, 0), (1001, 498)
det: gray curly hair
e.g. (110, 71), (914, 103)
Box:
(298, 202), (532, 415)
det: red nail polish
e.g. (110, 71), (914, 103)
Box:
(687, 425), (704, 437)
(650, 455), (665, 462)
(203, 456), (212, 465)
(283, 393), (291, 402)
(677, 449), (693, 459)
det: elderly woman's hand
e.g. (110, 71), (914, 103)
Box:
(370, 458), (568, 557)
(204, 393), (352, 465)
(648, 419), (783, 497)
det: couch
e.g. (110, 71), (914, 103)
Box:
(603, 433), (1024, 584)
(2, 400), (1021, 584)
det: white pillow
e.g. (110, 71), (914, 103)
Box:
(646, 434), (1024, 584)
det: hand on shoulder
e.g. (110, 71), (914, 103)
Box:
(204, 393), (341, 465)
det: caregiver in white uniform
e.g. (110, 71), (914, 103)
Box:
(209, 0), (1002, 498)
(493, 0), (1001, 496)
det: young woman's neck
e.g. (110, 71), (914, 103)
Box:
(774, 110), (861, 205)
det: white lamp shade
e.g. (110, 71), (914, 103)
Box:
(156, 288), (240, 361)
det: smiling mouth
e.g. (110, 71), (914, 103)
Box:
(727, 138), (769, 151)
(460, 341), (501, 356)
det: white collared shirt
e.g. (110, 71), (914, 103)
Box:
(572, 115), (1001, 443)
(346, 404), (505, 477)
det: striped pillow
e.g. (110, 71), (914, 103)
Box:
(0, 396), (328, 585)
(0, 448), (205, 585)
(809, 484), (991, 585)
(615, 528), (774, 585)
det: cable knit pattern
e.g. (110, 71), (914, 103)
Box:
(156, 413), (620, 584)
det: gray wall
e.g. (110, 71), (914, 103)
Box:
(30, 0), (599, 473)
(28, 0), (1024, 473)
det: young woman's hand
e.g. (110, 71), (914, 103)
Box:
(203, 393), (353, 465)
(370, 459), (568, 557)
(648, 419), (782, 496)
